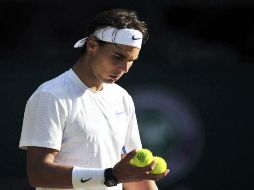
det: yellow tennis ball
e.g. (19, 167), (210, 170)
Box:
(130, 149), (154, 167)
(149, 156), (167, 174)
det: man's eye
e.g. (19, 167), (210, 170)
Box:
(113, 55), (123, 60)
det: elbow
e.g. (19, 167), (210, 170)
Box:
(27, 168), (41, 187)
(27, 163), (47, 187)
(27, 176), (37, 187)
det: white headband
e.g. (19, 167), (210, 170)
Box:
(74, 26), (143, 49)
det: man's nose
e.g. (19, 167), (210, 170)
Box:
(119, 61), (131, 73)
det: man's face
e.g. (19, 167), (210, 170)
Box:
(88, 40), (140, 84)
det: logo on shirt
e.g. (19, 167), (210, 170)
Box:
(80, 178), (92, 183)
(116, 111), (125, 116)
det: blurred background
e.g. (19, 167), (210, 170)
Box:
(0, 0), (253, 189)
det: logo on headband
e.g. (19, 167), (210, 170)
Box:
(75, 27), (143, 49)
(132, 35), (142, 40)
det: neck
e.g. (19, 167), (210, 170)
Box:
(72, 55), (103, 91)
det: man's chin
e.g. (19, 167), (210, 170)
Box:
(103, 79), (117, 84)
(103, 76), (121, 84)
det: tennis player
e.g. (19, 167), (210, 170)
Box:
(19, 9), (169, 190)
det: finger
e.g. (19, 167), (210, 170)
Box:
(120, 178), (144, 183)
(144, 169), (170, 181)
(133, 172), (161, 181)
(150, 158), (157, 170)
(140, 159), (157, 172)
(164, 169), (170, 176)
(155, 169), (170, 179)
(143, 173), (166, 181)
(122, 149), (137, 163)
(150, 169), (170, 177)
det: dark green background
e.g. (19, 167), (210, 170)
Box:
(0, 0), (253, 189)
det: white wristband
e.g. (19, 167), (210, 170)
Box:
(72, 167), (105, 189)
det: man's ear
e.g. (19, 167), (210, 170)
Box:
(86, 37), (99, 54)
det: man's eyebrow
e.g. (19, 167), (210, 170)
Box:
(112, 52), (126, 58)
(112, 51), (138, 61)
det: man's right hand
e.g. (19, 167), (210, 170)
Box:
(112, 150), (169, 183)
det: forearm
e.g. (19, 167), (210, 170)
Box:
(28, 161), (73, 188)
(123, 180), (158, 190)
(27, 147), (74, 188)
(27, 148), (167, 189)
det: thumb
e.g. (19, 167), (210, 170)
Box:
(123, 150), (137, 163)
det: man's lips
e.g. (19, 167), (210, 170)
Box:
(109, 74), (121, 80)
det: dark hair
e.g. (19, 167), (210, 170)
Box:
(81, 9), (149, 54)
(86, 9), (149, 44)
